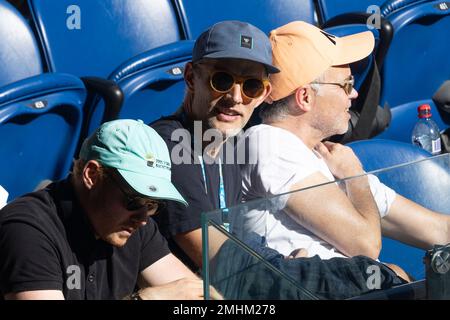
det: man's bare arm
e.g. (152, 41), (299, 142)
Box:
(382, 194), (450, 249)
(139, 253), (198, 287)
(286, 172), (381, 259)
(5, 290), (64, 300)
(137, 252), (222, 300)
(173, 228), (203, 268)
(136, 253), (203, 300)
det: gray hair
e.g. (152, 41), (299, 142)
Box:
(259, 95), (292, 123)
(309, 72), (326, 96)
(260, 72), (327, 123)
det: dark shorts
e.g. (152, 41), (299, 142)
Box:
(210, 233), (406, 300)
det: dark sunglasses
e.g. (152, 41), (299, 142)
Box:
(312, 75), (355, 95)
(108, 170), (166, 212)
(209, 70), (269, 100)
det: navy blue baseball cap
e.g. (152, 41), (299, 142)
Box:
(192, 20), (280, 74)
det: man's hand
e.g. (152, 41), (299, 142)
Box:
(138, 278), (223, 300)
(314, 141), (364, 179)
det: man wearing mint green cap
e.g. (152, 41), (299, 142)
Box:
(79, 119), (187, 208)
(0, 119), (213, 300)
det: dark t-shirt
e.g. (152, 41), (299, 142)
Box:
(0, 177), (170, 300)
(151, 115), (242, 270)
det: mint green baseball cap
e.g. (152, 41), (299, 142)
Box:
(79, 119), (187, 206)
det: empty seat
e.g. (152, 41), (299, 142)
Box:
(173, 0), (317, 39)
(380, 0), (431, 17)
(0, 0), (87, 200)
(86, 41), (195, 134)
(0, 73), (86, 200)
(380, 0), (450, 107)
(0, 0), (42, 86)
(28, 0), (183, 77)
(349, 139), (450, 279)
(317, 0), (386, 23)
(27, 0), (189, 144)
(376, 99), (448, 143)
(348, 138), (431, 170)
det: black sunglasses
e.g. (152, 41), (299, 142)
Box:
(108, 170), (166, 212)
(209, 70), (269, 99)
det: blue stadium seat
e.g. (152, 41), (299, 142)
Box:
(316, 0), (386, 23)
(85, 41), (195, 134)
(27, 0), (188, 141)
(0, 74), (86, 200)
(376, 99), (448, 143)
(380, 0), (431, 17)
(0, 0), (87, 200)
(348, 138), (431, 170)
(27, 0), (183, 77)
(173, 0), (317, 39)
(0, 0), (43, 86)
(349, 139), (450, 279)
(380, 0), (450, 108)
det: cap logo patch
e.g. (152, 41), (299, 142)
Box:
(320, 31), (336, 45)
(155, 159), (171, 171)
(148, 185), (157, 192)
(146, 154), (156, 167)
(240, 35), (253, 49)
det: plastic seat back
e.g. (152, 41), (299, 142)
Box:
(317, 0), (386, 22)
(380, 0), (431, 17)
(349, 139), (450, 279)
(376, 99), (449, 143)
(0, 0), (43, 86)
(381, 0), (450, 107)
(28, 0), (183, 77)
(0, 74), (86, 200)
(91, 41), (195, 133)
(174, 0), (316, 39)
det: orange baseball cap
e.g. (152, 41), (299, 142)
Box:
(268, 21), (375, 101)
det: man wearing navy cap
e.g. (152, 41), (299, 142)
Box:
(0, 119), (210, 300)
(151, 20), (278, 269)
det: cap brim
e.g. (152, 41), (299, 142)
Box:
(202, 51), (280, 73)
(117, 169), (188, 207)
(333, 31), (375, 66)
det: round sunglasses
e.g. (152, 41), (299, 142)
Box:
(209, 70), (269, 100)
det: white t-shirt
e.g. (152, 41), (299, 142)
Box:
(0, 185), (8, 210)
(239, 124), (396, 260)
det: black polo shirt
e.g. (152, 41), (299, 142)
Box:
(151, 115), (242, 270)
(0, 177), (170, 300)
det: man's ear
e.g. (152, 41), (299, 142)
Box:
(82, 160), (102, 190)
(263, 81), (273, 101)
(294, 85), (314, 112)
(184, 62), (195, 92)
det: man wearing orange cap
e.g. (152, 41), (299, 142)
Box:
(240, 21), (450, 267)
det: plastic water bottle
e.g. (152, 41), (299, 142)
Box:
(411, 104), (441, 155)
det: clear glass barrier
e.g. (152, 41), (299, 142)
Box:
(202, 220), (319, 300)
(202, 154), (450, 300)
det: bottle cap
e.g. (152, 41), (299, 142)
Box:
(418, 104), (432, 118)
